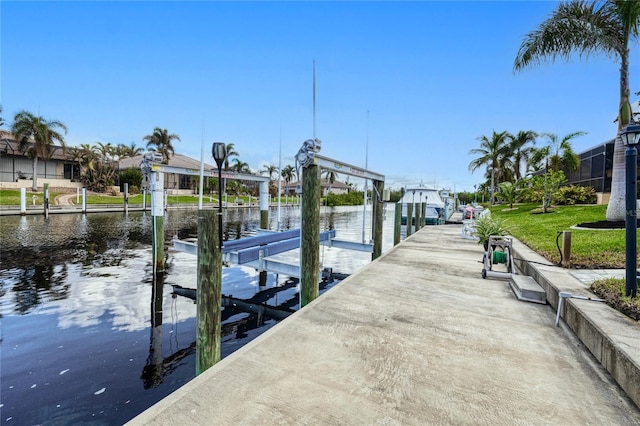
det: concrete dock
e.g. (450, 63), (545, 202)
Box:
(128, 224), (640, 425)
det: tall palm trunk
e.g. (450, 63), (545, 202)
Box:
(31, 156), (38, 192)
(606, 42), (632, 221)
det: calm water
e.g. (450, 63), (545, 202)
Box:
(0, 204), (397, 425)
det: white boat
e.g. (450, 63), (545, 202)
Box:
(399, 186), (452, 225)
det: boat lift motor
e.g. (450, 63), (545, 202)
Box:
(482, 236), (516, 280)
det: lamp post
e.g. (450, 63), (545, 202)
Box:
(621, 123), (640, 298)
(212, 142), (227, 249)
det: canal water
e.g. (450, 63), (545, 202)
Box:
(0, 204), (398, 425)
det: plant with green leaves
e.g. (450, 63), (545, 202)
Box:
(498, 181), (518, 209)
(514, 0), (640, 221)
(529, 170), (567, 213)
(11, 110), (68, 192)
(472, 214), (510, 249)
(468, 130), (511, 206)
(143, 128), (180, 164)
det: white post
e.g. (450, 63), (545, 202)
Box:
(76, 187), (80, 204)
(20, 188), (26, 215)
(82, 188), (87, 213)
(143, 189), (147, 211)
(164, 190), (168, 211)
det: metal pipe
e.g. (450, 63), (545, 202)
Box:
(626, 145), (638, 297)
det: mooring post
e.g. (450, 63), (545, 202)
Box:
(394, 202), (402, 245)
(196, 209), (222, 374)
(43, 183), (49, 218)
(20, 188), (26, 215)
(561, 231), (572, 268)
(415, 201), (421, 230)
(259, 180), (269, 286)
(372, 179), (384, 260)
(421, 202), (427, 226)
(406, 203), (413, 237)
(82, 188), (87, 214)
(301, 162), (320, 306)
(151, 170), (165, 273)
(142, 189), (147, 211)
(124, 183), (129, 215)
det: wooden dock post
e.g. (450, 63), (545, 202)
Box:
(43, 183), (49, 218)
(561, 231), (572, 268)
(394, 202), (402, 245)
(151, 170), (165, 273)
(406, 203), (413, 237)
(421, 202), (427, 226)
(372, 179), (384, 260)
(259, 180), (269, 286)
(196, 209), (222, 374)
(301, 161), (320, 307)
(415, 200), (421, 230)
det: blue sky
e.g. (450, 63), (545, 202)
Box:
(1, 1), (637, 191)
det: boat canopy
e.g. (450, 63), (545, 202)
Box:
(399, 188), (445, 208)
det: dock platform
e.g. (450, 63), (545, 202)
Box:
(128, 225), (640, 425)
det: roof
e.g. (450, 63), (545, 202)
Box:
(118, 153), (216, 171)
(0, 131), (73, 161)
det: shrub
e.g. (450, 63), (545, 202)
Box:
(555, 185), (597, 205)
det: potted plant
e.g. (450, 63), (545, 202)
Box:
(473, 215), (509, 251)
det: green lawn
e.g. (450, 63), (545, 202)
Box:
(0, 189), (63, 206)
(489, 203), (625, 269)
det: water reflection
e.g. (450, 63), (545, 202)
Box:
(0, 205), (399, 424)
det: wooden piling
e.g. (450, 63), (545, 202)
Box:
(415, 201), (420, 231)
(372, 180), (384, 260)
(561, 231), (572, 268)
(152, 171), (165, 272)
(301, 163), (320, 307)
(259, 184), (269, 286)
(394, 202), (402, 245)
(196, 209), (222, 375)
(421, 203), (427, 226)
(406, 203), (413, 237)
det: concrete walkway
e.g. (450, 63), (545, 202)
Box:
(128, 225), (640, 425)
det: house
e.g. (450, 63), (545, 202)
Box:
(119, 153), (217, 195)
(0, 130), (81, 189)
(283, 179), (350, 196)
(565, 139), (614, 205)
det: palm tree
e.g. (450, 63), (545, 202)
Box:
(508, 130), (538, 181)
(468, 130), (511, 205)
(143, 128), (180, 164)
(323, 170), (339, 194)
(281, 164), (295, 185)
(543, 131), (586, 172)
(0, 105), (4, 127)
(223, 143), (239, 171)
(11, 110), (68, 191)
(262, 164), (278, 181)
(514, 0), (640, 221)
(117, 142), (143, 159)
(230, 158), (250, 173)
